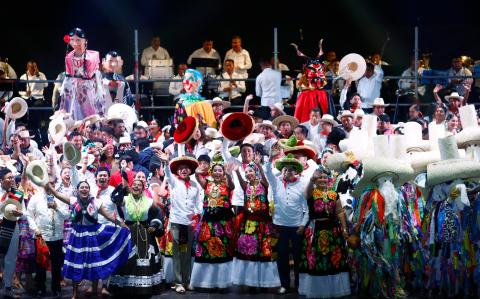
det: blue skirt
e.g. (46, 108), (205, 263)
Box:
(63, 223), (134, 281)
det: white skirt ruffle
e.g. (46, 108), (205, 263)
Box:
(162, 256), (174, 283)
(231, 258), (280, 287)
(299, 272), (351, 298)
(190, 261), (233, 288)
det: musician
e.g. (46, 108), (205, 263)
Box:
(356, 62), (384, 113)
(169, 63), (187, 101)
(0, 168), (24, 299)
(101, 51), (134, 107)
(398, 58), (426, 97)
(0, 60), (17, 103)
(217, 59), (246, 104)
(140, 36), (171, 73)
(19, 60), (48, 105)
(187, 39), (221, 77)
(224, 36), (252, 77)
(255, 58), (282, 107)
(447, 56), (473, 99)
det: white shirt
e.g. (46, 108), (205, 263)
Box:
(27, 191), (70, 241)
(224, 48), (252, 76)
(19, 72), (48, 100)
(256, 68), (282, 107)
(357, 65), (384, 108)
(168, 74), (184, 101)
(187, 48), (221, 76)
(218, 71), (246, 100)
(165, 166), (201, 226)
(141, 46), (171, 67)
(265, 162), (309, 227)
(91, 185), (116, 225)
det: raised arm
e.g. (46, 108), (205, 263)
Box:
(44, 183), (70, 205)
(98, 205), (127, 228)
(243, 94), (254, 114)
(224, 161), (237, 190)
(235, 169), (247, 192)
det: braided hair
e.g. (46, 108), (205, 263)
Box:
(68, 27), (88, 77)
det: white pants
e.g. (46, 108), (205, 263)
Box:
(1, 224), (19, 289)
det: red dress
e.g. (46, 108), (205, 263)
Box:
(294, 89), (329, 123)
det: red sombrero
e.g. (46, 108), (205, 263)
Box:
(220, 112), (255, 141)
(169, 155), (199, 174)
(174, 116), (198, 144)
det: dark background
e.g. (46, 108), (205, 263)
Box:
(2, 0), (478, 80)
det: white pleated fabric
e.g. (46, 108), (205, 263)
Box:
(190, 261), (233, 288)
(298, 272), (351, 298)
(231, 258), (281, 287)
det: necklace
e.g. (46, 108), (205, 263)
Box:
(247, 181), (258, 212)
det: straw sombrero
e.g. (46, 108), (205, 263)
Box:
(169, 155), (199, 174)
(5, 97), (28, 120)
(0, 196), (23, 221)
(272, 115), (299, 129)
(63, 142), (81, 166)
(426, 135), (480, 186)
(404, 121), (430, 153)
(48, 118), (67, 146)
(220, 112), (255, 141)
(455, 104), (480, 148)
(174, 116), (198, 144)
(207, 97), (231, 109)
(275, 153), (304, 173)
(25, 160), (49, 186)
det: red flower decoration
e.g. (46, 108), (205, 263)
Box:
(63, 35), (71, 44)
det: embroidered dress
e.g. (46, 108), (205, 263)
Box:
(63, 196), (133, 281)
(422, 182), (470, 297)
(109, 194), (163, 297)
(15, 196), (36, 274)
(173, 93), (216, 128)
(190, 181), (235, 288)
(60, 50), (105, 120)
(232, 182), (281, 287)
(299, 188), (350, 298)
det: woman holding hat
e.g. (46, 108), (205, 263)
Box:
(43, 181), (132, 299)
(60, 28), (105, 120)
(108, 178), (163, 298)
(298, 166), (350, 298)
(189, 161), (236, 290)
(232, 160), (281, 289)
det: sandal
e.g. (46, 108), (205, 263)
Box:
(175, 284), (186, 294)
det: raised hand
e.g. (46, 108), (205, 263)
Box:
(153, 149), (169, 163)
(433, 84), (443, 94)
(245, 94), (254, 102)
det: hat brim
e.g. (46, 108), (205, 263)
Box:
(337, 113), (354, 122)
(48, 119), (67, 146)
(352, 157), (414, 197)
(319, 119), (339, 126)
(174, 116), (199, 144)
(409, 151), (441, 175)
(6, 97), (28, 120)
(272, 115), (298, 128)
(25, 160), (49, 187)
(63, 142), (81, 166)
(446, 95), (464, 101)
(221, 112), (255, 141)
(455, 127), (480, 148)
(275, 158), (304, 173)
(169, 156), (199, 174)
(207, 100), (231, 109)
(256, 123), (277, 131)
(426, 158), (480, 186)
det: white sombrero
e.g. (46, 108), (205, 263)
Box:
(338, 53), (367, 81)
(5, 97), (28, 120)
(337, 110), (354, 122)
(272, 115), (298, 128)
(352, 135), (414, 197)
(456, 104), (480, 149)
(445, 91), (464, 101)
(63, 142), (81, 166)
(243, 133), (265, 145)
(372, 97), (389, 107)
(404, 121), (430, 153)
(77, 153), (95, 167)
(48, 118), (67, 146)
(25, 160), (49, 187)
(83, 114), (101, 126)
(256, 120), (277, 131)
(0, 198), (23, 221)
(426, 135), (480, 186)
(207, 97), (231, 109)
(319, 114), (338, 126)
(205, 127), (222, 139)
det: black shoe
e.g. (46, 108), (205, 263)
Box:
(52, 291), (62, 298)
